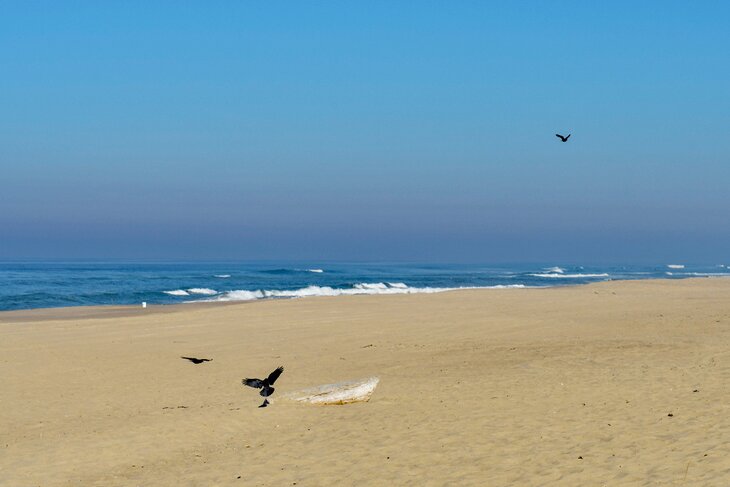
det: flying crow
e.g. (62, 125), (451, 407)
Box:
(181, 356), (212, 364)
(555, 133), (571, 142)
(243, 366), (284, 408)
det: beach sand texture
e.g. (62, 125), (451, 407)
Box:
(2, 278), (730, 486)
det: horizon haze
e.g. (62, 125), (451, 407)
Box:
(2, 2), (728, 263)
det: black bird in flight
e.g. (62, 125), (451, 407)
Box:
(181, 356), (212, 364)
(243, 366), (284, 408)
(555, 133), (571, 142)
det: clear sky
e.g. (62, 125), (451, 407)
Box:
(1, 1), (729, 263)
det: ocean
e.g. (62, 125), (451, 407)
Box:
(0, 261), (728, 312)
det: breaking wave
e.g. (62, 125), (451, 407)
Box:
(187, 288), (217, 295)
(545, 266), (565, 274)
(670, 272), (730, 277)
(192, 282), (528, 303)
(214, 274), (231, 278)
(667, 264), (685, 269)
(164, 289), (190, 296)
(529, 273), (609, 279)
(164, 288), (218, 296)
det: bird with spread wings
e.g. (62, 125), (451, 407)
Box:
(181, 356), (212, 364)
(242, 366), (284, 407)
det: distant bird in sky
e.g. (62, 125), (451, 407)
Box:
(243, 366), (284, 408)
(181, 356), (212, 364)
(555, 133), (571, 142)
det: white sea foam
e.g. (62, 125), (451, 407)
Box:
(667, 264), (685, 269)
(193, 283), (529, 303)
(165, 288), (218, 296)
(529, 273), (609, 279)
(187, 288), (217, 295)
(545, 266), (565, 274)
(354, 283), (389, 290)
(307, 269), (324, 273)
(218, 290), (265, 301)
(164, 289), (190, 296)
(673, 272), (730, 277)
(214, 274), (231, 278)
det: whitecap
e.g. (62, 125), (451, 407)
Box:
(164, 289), (190, 296)
(529, 273), (609, 279)
(214, 274), (231, 278)
(194, 282), (530, 303)
(354, 283), (389, 290)
(667, 264), (685, 269)
(544, 266), (565, 274)
(215, 290), (265, 301)
(675, 272), (730, 277)
(307, 269), (324, 273)
(187, 288), (217, 295)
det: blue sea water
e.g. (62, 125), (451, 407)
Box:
(0, 261), (728, 312)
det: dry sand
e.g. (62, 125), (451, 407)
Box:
(2, 278), (730, 486)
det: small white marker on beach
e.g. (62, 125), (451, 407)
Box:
(142, 302), (147, 308)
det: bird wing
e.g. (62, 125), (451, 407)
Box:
(565, 134), (571, 140)
(267, 366), (284, 385)
(181, 356), (196, 362)
(243, 378), (264, 388)
(555, 134), (563, 139)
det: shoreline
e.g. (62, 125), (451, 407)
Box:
(1, 276), (727, 324)
(0, 299), (253, 324)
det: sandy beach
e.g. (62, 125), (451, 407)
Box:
(2, 278), (730, 486)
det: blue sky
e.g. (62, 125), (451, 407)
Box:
(1, 1), (728, 262)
